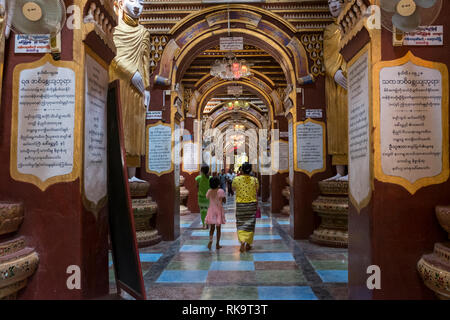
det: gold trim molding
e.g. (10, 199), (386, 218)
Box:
(373, 51), (449, 194)
(145, 121), (174, 177)
(294, 119), (327, 177)
(10, 55), (81, 191)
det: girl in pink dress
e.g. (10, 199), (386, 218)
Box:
(205, 177), (226, 250)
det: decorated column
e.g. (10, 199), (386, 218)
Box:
(339, 0), (450, 299)
(0, 0), (117, 298)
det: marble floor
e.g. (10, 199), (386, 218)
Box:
(109, 196), (348, 300)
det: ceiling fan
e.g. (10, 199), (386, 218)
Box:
(6, 0), (67, 58)
(380, 0), (442, 46)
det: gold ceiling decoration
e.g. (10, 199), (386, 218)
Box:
(301, 33), (325, 77)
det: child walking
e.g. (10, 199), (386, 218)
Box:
(205, 177), (226, 250)
(196, 165), (211, 229)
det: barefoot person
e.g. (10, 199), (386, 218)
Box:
(232, 162), (259, 253)
(196, 165), (211, 229)
(205, 177), (226, 250)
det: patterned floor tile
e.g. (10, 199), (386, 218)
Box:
(257, 286), (318, 300)
(140, 253), (163, 262)
(206, 271), (256, 285)
(316, 270), (348, 283)
(254, 261), (299, 270)
(180, 245), (211, 252)
(210, 261), (255, 271)
(255, 270), (306, 284)
(216, 239), (241, 246)
(113, 197), (350, 300)
(253, 235), (282, 240)
(166, 260), (212, 270)
(253, 252), (295, 262)
(212, 252), (254, 261)
(201, 286), (258, 300)
(310, 260), (348, 270)
(147, 285), (205, 300)
(156, 270), (209, 283)
(325, 284), (349, 300)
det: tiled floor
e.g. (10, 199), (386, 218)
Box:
(109, 196), (349, 300)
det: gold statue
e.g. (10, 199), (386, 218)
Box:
(324, 0), (348, 181)
(110, 0), (150, 172)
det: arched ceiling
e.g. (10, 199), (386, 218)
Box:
(181, 44), (287, 90)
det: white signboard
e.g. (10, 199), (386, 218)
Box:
(84, 54), (108, 210)
(348, 50), (371, 208)
(146, 111), (162, 120)
(280, 132), (289, 138)
(147, 124), (172, 175)
(220, 37), (244, 51)
(379, 61), (443, 184)
(403, 26), (443, 46)
(288, 121), (294, 182)
(296, 121), (325, 175)
(16, 62), (75, 182)
(306, 109), (323, 119)
(278, 140), (289, 172)
(15, 34), (51, 53)
(183, 142), (200, 173)
(174, 123), (181, 187)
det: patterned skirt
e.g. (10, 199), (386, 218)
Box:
(235, 202), (257, 244)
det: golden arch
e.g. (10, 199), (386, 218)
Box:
(205, 101), (264, 116)
(174, 28), (296, 89)
(212, 110), (263, 129)
(197, 80), (275, 124)
(170, 5), (298, 35)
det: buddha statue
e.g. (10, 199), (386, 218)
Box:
(110, 0), (150, 179)
(324, 0), (348, 181)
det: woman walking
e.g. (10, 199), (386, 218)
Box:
(232, 162), (259, 253)
(196, 165), (211, 229)
(205, 177), (226, 250)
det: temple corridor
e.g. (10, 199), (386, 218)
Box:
(109, 196), (348, 300)
(1, 0), (449, 303)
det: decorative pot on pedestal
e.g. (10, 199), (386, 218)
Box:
(0, 202), (39, 300)
(129, 181), (162, 248)
(281, 177), (290, 216)
(417, 206), (450, 300)
(180, 175), (191, 216)
(309, 180), (349, 248)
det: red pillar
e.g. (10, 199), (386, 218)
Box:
(290, 78), (334, 239)
(141, 88), (180, 241)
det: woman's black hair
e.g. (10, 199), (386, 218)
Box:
(242, 162), (252, 174)
(201, 165), (210, 178)
(209, 176), (220, 189)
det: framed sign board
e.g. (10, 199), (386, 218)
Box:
(107, 80), (146, 300)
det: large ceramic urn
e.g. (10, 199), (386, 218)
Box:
(309, 180), (349, 248)
(129, 180), (162, 247)
(281, 177), (290, 216)
(417, 206), (450, 300)
(0, 202), (39, 299)
(180, 175), (191, 215)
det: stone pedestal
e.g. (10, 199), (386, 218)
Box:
(130, 181), (162, 248)
(417, 206), (450, 300)
(0, 202), (39, 300)
(310, 180), (348, 248)
(281, 177), (290, 216)
(180, 176), (191, 216)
